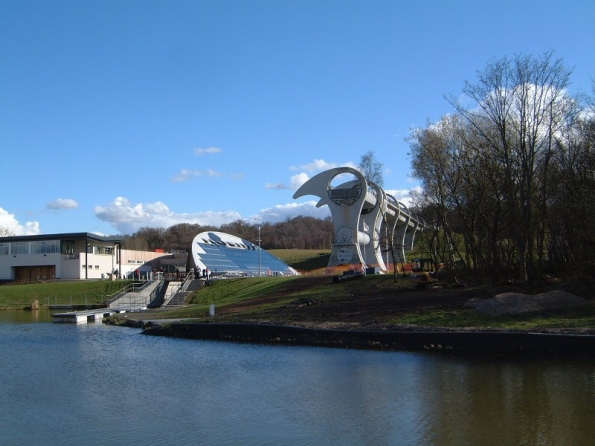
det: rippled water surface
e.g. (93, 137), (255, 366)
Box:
(1, 311), (595, 445)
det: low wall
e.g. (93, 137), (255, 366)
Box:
(141, 322), (595, 358)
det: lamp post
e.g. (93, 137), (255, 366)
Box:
(258, 224), (261, 277)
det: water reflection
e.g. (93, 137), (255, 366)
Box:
(1, 315), (595, 445)
(0, 308), (54, 323)
(416, 357), (595, 445)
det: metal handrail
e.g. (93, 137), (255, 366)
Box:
(180, 270), (195, 291)
(104, 274), (164, 307)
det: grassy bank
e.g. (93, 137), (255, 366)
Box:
(0, 280), (135, 308)
(145, 275), (595, 332)
(2, 257), (594, 334)
(268, 249), (331, 272)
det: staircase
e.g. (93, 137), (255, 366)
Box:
(166, 279), (203, 306)
(108, 279), (164, 311)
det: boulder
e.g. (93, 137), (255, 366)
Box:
(470, 290), (587, 316)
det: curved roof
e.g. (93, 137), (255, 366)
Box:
(191, 231), (298, 277)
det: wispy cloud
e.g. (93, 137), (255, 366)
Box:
(46, 198), (79, 210)
(206, 169), (223, 178)
(265, 182), (290, 190)
(171, 168), (226, 182)
(171, 169), (203, 182)
(290, 159), (337, 173)
(193, 146), (222, 156)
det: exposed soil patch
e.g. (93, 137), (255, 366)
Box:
(217, 276), (484, 320)
(113, 275), (595, 338)
(203, 276), (592, 333)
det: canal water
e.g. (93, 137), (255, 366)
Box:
(1, 310), (595, 445)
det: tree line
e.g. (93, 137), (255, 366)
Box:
(408, 51), (595, 285)
(122, 216), (335, 252)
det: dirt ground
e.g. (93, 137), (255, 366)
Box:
(116, 274), (593, 335)
(207, 276), (506, 330)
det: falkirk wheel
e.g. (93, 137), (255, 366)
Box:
(293, 166), (424, 274)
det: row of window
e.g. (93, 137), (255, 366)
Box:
(197, 243), (291, 274)
(0, 241), (115, 255)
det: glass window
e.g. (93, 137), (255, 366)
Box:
(0, 243), (8, 255)
(193, 233), (294, 276)
(13, 242), (29, 254)
(61, 241), (75, 255)
(31, 240), (60, 254)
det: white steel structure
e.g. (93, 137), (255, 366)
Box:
(191, 231), (298, 277)
(293, 167), (423, 274)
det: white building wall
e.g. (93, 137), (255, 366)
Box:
(0, 236), (180, 281)
(119, 249), (171, 278)
(0, 238), (119, 280)
(82, 253), (119, 279)
(61, 256), (82, 279)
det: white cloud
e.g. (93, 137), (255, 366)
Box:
(47, 198), (79, 210)
(290, 172), (310, 190)
(206, 168), (223, 178)
(385, 187), (422, 207)
(94, 197), (242, 234)
(286, 159), (359, 191)
(265, 182), (289, 190)
(171, 169), (228, 183)
(290, 159), (337, 173)
(171, 168), (234, 182)
(193, 146), (222, 156)
(251, 201), (331, 223)
(264, 173), (310, 191)
(171, 169), (203, 182)
(0, 207), (41, 235)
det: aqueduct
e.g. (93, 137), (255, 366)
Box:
(293, 167), (424, 274)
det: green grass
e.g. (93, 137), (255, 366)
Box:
(0, 249), (329, 309)
(162, 276), (302, 319)
(0, 280), (135, 308)
(390, 305), (595, 331)
(269, 249), (331, 271)
(157, 275), (410, 321)
(3, 250), (594, 333)
(161, 274), (595, 332)
(189, 277), (293, 305)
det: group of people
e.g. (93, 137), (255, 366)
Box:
(195, 266), (211, 280)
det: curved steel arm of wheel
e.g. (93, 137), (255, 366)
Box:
(293, 166), (424, 273)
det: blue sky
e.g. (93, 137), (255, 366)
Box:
(1, 0), (593, 236)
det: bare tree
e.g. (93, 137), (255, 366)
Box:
(446, 51), (574, 285)
(359, 150), (384, 187)
(0, 227), (15, 237)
